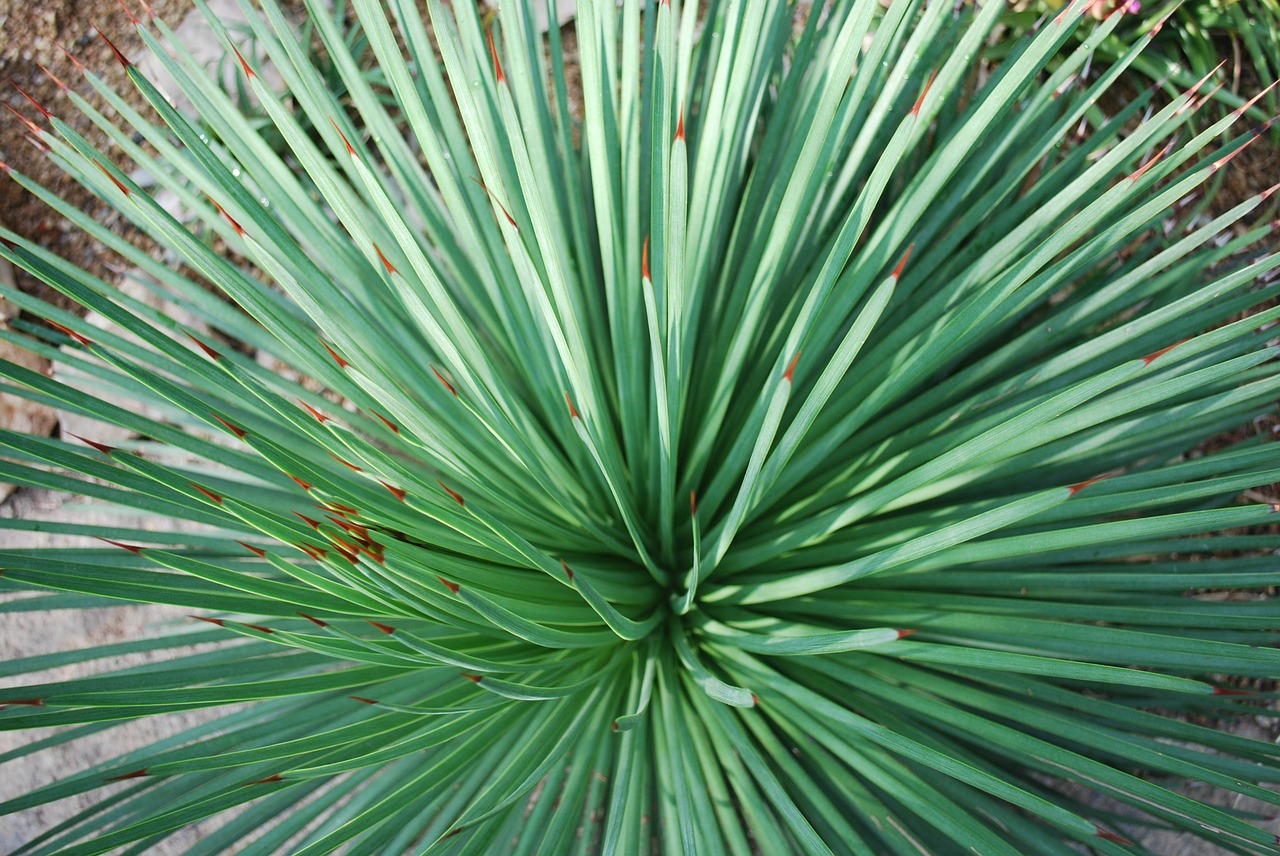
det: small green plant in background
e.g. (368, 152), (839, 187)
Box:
(2, 0), (1280, 852)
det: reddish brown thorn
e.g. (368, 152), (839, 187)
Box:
(690, 491), (698, 516)
(370, 410), (400, 434)
(561, 558), (574, 582)
(368, 620), (395, 634)
(243, 623), (274, 634)
(1261, 183), (1280, 202)
(896, 629), (919, 638)
(0, 698), (44, 707)
(642, 234), (651, 280)
(373, 244), (397, 275)
(229, 43), (258, 80)
(56, 41), (86, 72)
(380, 481), (406, 502)
(891, 244), (915, 281)
(468, 176), (519, 231)
(750, 693), (761, 705)
(115, 0), (140, 26)
(782, 351), (800, 384)
(329, 453), (364, 472)
(565, 392), (580, 419)
(11, 84), (52, 120)
(1128, 139), (1175, 184)
(184, 331), (222, 360)
(99, 537), (143, 554)
(442, 829), (463, 840)
(299, 400), (332, 424)
(438, 481), (465, 507)
(462, 673), (482, 683)
(288, 474), (313, 491)
(1213, 685), (1256, 696)
(212, 414), (247, 439)
(190, 615), (226, 627)
(239, 541), (267, 558)
(97, 28), (133, 68)
(328, 536), (360, 564)
(1067, 473), (1109, 496)
(295, 512), (322, 530)
(361, 543), (386, 565)
(675, 107), (685, 142)
(47, 320), (93, 346)
(191, 483), (223, 504)
(322, 341), (349, 368)
(351, 696), (378, 705)
(1229, 80), (1279, 122)
(210, 200), (246, 237)
(1094, 828), (1132, 846)
(299, 543), (328, 561)
(105, 768), (148, 781)
(488, 30), (505, 85)
(910, 69), (938, 117)
(69, 433), (117, 456)
(4, 103), (42, 140)
(431, 365), (457, 397)
(437, 575), (460, 594)
(21, 131), (48, 154)
(322, 503), (359, 519)
(330, 118), (357, 157)
(1141, 339), (1187, 365)
(247, 773), (283, 785)
(611, 721), (619, 731)
(299, 613), (327, 627)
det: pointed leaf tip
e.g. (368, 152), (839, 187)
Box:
(463, 673), (482, 683)
(897, 629), (919, 638)
(229, 43), (257, 79)
(184, 331), (222, 360)
(191, 483), (223, 504)
(892, 244), (915, 280)
(431, 365), (457, 396)
(287, 474), (313, 491)
(750, 693), (761, 706)
(910, 69), (938, 117)
(55, 40), (86, 72)
(642, 235), (651, 280)
(321, 342), (349, 368)
(328, 117), (357, 157)
(368, 620), (396, 634)
(99, 537), (142, 554)
(212, 414), (247, 439)
(115, 0), (140, 26)
(190, 615), (226, 627)
(1213, 685), (1255, 696)
(675, 108), (685, 142)
(438, 481), (465, 506)
(1067, 473), (1109, 496)
(380, 481), (406, 501)
(294, 512), (322, 530)
(70, 433), (116, 456)
(488, 30), (505, 85)
(783, 351), (800, 383)
(47, 319), (93, 346)
(299, 400), (332, 424)
(11, 83), (52, 120)
(370, 410), (400, 434)
(0, 698), (44, 707)
(1094, 829), (1132, 845)
(247, 774), (283, 785)
(1141, 339), (1186, 365)
(239, 541), (267, 558)
(298, 613), (327, 627)
(373, 244), (397, 274)
(565, 392), (580, 419)
(96, 28), (132, 67)
(105, 768), (148, 781)
(561, 559), (574, 582)
(690, 491), (698, 516)
(437, 575), (460, 594)
(351, 696), (378, 704)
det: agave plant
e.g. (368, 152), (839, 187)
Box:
(2, 0), (1279, 852)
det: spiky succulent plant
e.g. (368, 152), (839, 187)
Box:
(2, 0), (1280, 852)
